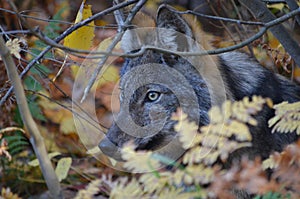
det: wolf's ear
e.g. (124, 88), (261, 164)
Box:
(157, 5), (193, 37)
(121, 13), (155, 53)
(156, 5), (195, 51)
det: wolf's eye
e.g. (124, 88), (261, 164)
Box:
(146, 91), (160, 102)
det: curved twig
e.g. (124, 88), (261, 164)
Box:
(0, 0), (139, 106)
(0, 32), (63, 199)
(81, 0), (148, 102)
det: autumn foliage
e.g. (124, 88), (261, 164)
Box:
(1, 0), (300, 198)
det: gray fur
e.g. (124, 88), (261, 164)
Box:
(220, 52), (264, 95)
(99, 5), (300, 165)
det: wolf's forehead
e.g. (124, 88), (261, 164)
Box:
(121, 28), (158, 53)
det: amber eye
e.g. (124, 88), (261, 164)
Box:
(146, 91), (160, 102)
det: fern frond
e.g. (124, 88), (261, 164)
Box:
(74, 179), (102, 199)
(175, 96), (267, 166)
(1, 187), (22, 199)
(121, 143), (161, 173)
(110, 178), (144, 199)
(269, 101), (300, 135)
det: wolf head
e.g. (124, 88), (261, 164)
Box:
(99, 5), (226, 160)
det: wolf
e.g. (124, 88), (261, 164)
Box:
(98, 5), (300, 162)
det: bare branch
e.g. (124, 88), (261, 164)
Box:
(239, 0), (300, 67)
(0, 30), (31, 35)
(38, 6), (299, 60)
(80, 0), (148, 102)
(1, 1), (299, 106)
(0, 34), (63, 199)
(26, 90), (103, 130)
(0, 0), (139, 106)
(115, 7), (300, 57)
(286, 0), (300, 25)
(262, 0), (286, 3)
(176, 10), (265, 26)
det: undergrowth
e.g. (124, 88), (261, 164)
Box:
(75, 96), (300, 199)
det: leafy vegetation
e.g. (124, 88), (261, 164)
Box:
(74, 97), (300, 199)
(0, 0), (300, 198)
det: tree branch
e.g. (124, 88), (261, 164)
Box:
(0, 0), (139, 106)
(117, 7), (300, 57)
(0, 36), (63, 198)
(286, 0), (300, 25)
(176, 10), (265, 25)
(262, 0), (286, 3)
(239, 0), (300, 67)
(1, 1), (299, 106)
(80, 0), (148, 102)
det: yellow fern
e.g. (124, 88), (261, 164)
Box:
(110, 178), (144, 199)
(269, 101), (300, 135)
(175, 96), (269, 166)
(121, 143), (161, 173)
(1, 188), (22, 199)
(74, 179), (102, 199)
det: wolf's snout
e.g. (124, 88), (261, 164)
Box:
(99, 137), (123, 161)
(98, 123), (129, 161)
(99, 137), (116, 155)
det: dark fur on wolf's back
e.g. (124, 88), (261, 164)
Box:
(99, 5), (300, 163)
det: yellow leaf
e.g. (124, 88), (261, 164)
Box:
(94, 37), (121, 86)
(267, 3), (285, 10)
(267, 31), (280, 49)
(28, 152), (61, 166)
(39, 95), (76, 134)
(60, 117), (76, 134)
(70, 64), (80, 77)
(55, 157), (72, 182)
(97, 65), (119, 87)
(64, 1), (94, 50)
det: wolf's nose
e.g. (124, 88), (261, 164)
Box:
(99, 137), (123, 161)
(99, 137), (117, 156)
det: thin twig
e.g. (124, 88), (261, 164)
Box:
(240, 0), (300, 67)
(0, 0), (139, 106)
(0, 30), (63, 199)
(2, 2), (299, 106)
(80, 0), (148, 102)
(176, 10), (265, 26)
(26, 90), (103, 130)
(125, 7), (300, 56)
(0, 30), (31, 35)
(0, 4), (264, 56)
(286, 0), (300, 26)
(262, 0), (286, 3)
(6, 0), (137, 55)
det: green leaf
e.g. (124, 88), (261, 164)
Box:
(30, 64), (51, 75)
(14, 96), (46, 125)
(24, 76), (42, 91)
(28, 100), (47, 121)
(55, 157), (72, 182)
(34, 40), (47, 49)
(44, 7), (66, 39)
